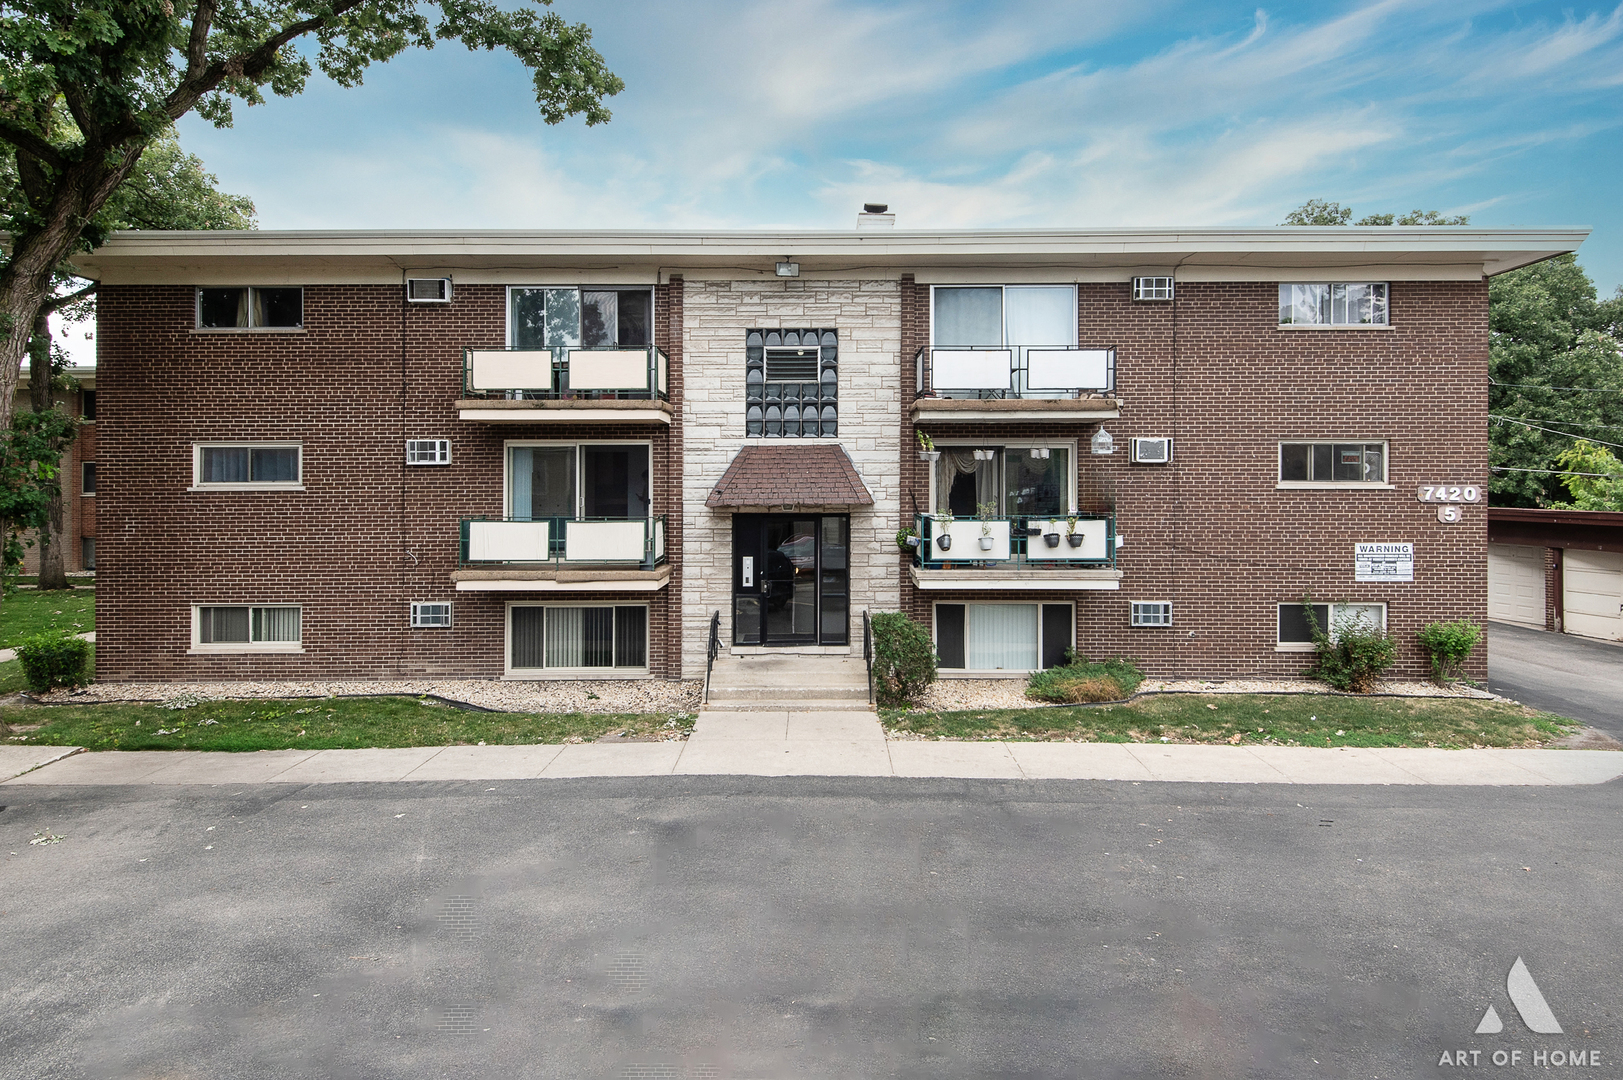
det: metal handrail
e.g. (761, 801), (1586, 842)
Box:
(462, 344), (670, 400)
(703, 610), (721, 705)
(913, 343), (1114, 400)
(912, 512), (1115, 568)
(862, 609), (873, 706)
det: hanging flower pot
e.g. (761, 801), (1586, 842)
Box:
(1043, 532), (1061, 548)
(918, 450), (940, 463)
(1067, 533), (1085, 549)
(979, 536), (994, 551)
(937, 534), (952, 552)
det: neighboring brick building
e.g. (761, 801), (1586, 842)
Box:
(13, 365), (97, 576)
(72, 223), (1584, 683)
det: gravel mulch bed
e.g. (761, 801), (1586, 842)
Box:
(35, 679), (703, 715)
(914, 677), (1499, 712)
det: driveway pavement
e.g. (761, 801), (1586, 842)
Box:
(1488, 621), (1623, 738)
(2, 777), (1619, 1079)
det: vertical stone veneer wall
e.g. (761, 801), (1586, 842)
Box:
(680, 278), (903, 672)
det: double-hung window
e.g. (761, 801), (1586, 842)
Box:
(1278, 283), (1388, 327)
(1277, 602), (1385, 651)
(194, 605), (302, 651)
(508, 604), (648, 673)
(929, 285), (1108, 396)
(192, 443), (302, 490)
(196, 287), (303, 329)
(1278, 441), (1387, 487)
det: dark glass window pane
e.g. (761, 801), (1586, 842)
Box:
(254, 288), (302, 327)
(82, 462), (96, 494)
(1042, 605), (1072, 669)
(1364, 444), (1385, 482)
(1006, 449), (1067, 517)
(1312, 444), (1334, 482)
(936, 605), (966, 669)
(510, 289), (548, 349)
(545, 289), (581, 347)
(733, 595), (761, 645)
(581, 291), (616, 347)
(199, 288), (247, 328)
(202, 447), (249, 483)
(511, 607), (545, 668)
(1280, 444), (1309, 481)
(1278, 604), (1330, 644)
(617, 290), (651, 347)
(202, 606), (250, 644)
(251, 447), (298, 483)
(81, 390), (96, 421)
(615, 606), (647, 667)
(820, 594), (848, 643)
(582, 445), (650, 519)
(1331, 444), (1365, 482)
(583, 607), (615, 667)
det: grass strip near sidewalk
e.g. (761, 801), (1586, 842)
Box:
(0, 588), (95, 649)
(1, 696), (694, 752)
(881, 693), (1580, 749)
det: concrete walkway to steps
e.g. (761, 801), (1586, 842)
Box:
(5, 709), (1622, 786)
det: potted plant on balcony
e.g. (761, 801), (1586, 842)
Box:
(1042, 521), (1062, 548)
(916, 429), (939, 463)
(977, 501), (997, 551)
(895, 526), (922, 552)
(1065, 514), (1085, 549)
(934, 509), (953, 552)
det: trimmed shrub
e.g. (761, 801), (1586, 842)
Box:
(1304, 605), (1395, 693)
(1027, 655), (1145, 704)
(15, 630), (91, 694)
(1417, 619), (1482, 683)
(871, 612), (938, 706)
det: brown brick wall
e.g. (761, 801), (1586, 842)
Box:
(96, 281), (685, 681)
(901, 279), (1491, 681)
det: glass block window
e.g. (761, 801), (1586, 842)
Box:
(746, 328), (837, 437)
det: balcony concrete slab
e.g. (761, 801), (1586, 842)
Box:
(401, 744), (566, 781)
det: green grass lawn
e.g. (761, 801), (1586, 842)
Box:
(1, 695), (694, 751)
(0, 588), (95, 649)
(881, 693), (1580, 749)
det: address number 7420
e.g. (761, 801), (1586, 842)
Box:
(1417, 485), (1482, 503)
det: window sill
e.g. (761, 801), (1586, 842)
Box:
(81, 493), (95, 498)
(503, 669), (652, 680)
(1275, 482), (1394, 491)
(190, 327), (306, 335)
(188, 484), (306, 492)
(1276, 323), (1393, 331)
(189, 644), (305, 654)
(1275, 644), (1317, 653)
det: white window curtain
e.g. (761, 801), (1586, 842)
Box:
(252, 607), (300, 643)
(966, 604), (1039, 670)
(1003, 287), (1074, 346)
(933, 287), (1003, 346)
(935, 450), (1000, 515)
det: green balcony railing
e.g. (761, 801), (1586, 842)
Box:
(910, 513), (1115, 568)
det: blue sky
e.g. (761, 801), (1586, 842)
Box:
(166, 1), (1623, 288)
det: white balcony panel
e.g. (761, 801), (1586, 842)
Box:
(565, 519), (647, 562)
(653, 517), (666, 561)
(469, 520), (550, 562)
(567, 349), (649, 391)
(468, 349), (551, 391)
(1027, 348), (1111, 391)
(930, 519), (1011, 562)
(1026, 519), (1110, 560)
(657, 351), (669, 395)
(931, 349), (1012, 391)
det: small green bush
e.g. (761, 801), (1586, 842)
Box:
(16, 630), (91, 694)
(1305, 604), (1396, 693)
(871, 612), (938, 706)
(1027, 654), (1145, 703)
(1417, 619), (1482, 682)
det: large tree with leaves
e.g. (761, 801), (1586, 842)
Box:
(1280, 199), (1469, 226)
(0, 0), (623, 431)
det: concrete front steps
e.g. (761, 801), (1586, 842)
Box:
(703, 652), (873, 712)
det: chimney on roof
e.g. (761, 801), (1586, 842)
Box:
(857, 203), (894, 231)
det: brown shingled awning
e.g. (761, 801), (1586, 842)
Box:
(707, 444), (874, 509)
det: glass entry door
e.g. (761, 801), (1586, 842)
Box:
(732, 514), (849, 646)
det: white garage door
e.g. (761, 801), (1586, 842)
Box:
(1564, 549), (1623, 641)
(1488, 544), (1545, 627)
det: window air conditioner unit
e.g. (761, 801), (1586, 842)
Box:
(406, 277), (453, 303)
(1130, 437), (1173, 464)
(1131, 601), (1173, 627)
(406, 438), (451, 465)
(410, 602), (453, 628)
(1132, 276), (1174, 301)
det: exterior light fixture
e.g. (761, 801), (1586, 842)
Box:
(1091, 427), (1116, 455)
(775, 260), (800, 277)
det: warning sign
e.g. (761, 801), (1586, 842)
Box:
(1355, 542), (1414, 583)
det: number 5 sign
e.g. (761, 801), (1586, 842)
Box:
(1436, 505), (1463, 523)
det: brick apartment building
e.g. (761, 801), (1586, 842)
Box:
(71, 220), (1584, 684)
(13, 365), (98, 575)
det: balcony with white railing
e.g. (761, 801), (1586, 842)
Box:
(452, 516), (669, 591)
(912, 345), (1121, 424)
(456, 346), (672, 424)
(906, 513), (1123, 590)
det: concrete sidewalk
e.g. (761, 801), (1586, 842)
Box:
(4, 709), (1622, 786)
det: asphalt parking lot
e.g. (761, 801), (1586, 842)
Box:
(1488, 621), (1623, 738)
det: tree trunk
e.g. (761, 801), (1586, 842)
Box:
(27, 314), (70, 590)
